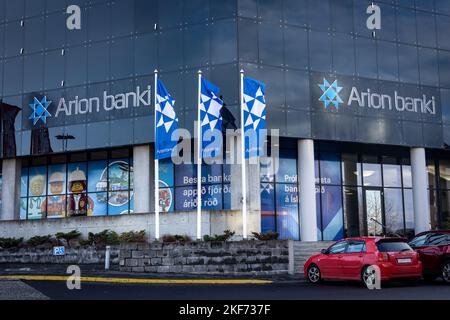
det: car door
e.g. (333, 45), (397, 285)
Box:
(318, 241), (347, 279)
(416, 234), (448, 274)
(340, 240), (366, 280)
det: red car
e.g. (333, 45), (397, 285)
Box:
(304, 237), (422, 288)
(409, 230), (450, 284)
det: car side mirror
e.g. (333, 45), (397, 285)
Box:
(321, 249), (328, 254)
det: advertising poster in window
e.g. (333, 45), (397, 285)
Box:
(45, 164), (66, 218)
(28, 166), (47, 219)
(276, 183), (300, 240)
(108, 159), (132, 215)
(159, 159), (174, 212)
(318, 185), (344, 241)
(261, 182), (276, 234)
(88, 160), (108, 216)
(67, 163), (92, 217)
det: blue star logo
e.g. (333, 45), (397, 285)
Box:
(318, 79), (343, 109)
(29, 96), (52, 125)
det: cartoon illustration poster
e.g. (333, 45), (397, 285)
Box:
(27, 166), (46, 219)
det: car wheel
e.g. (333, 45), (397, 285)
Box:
(307, 264), (321, 284)
(442, 261), (450, 284)
(361, 266), (377, 289)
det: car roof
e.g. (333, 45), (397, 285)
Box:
(415, 230), (450, 237)
(341, 237), (407, 242)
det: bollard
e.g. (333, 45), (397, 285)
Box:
(105, 246), (111, 270)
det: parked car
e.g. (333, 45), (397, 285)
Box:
(409, 230), (450, 284)
(304, 237), (422, 288)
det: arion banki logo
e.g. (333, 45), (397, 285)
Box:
(318, 79), (343, 109)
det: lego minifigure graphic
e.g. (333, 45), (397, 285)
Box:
(28, 175), (46, 219)
(43, 172), (66, 218)
(67, 167), (94, 217)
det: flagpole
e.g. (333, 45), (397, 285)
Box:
(240, 69), (248, 240)
(154, 69), (160, 241)
(197, 70), (202, 240)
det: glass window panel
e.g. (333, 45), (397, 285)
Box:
(384, 188), (405, 236)
(440, 190), (450, 228)
(20, 198), (27, 220)
(398, 44), (419, 84)
(45, 195), (66, 218)
(362, 156), (382, 187)
(309, 30), (332, 72)
(88, 41), (110, 84)
(416, 11), (437, 48)
(134, 33), (157, 76)
(48, 164), (66, 196)
(418, 47), (439, 87)
(23, 53), (44, 93)
(284, 26), (308, 70)
(88, 160), (108, 193)
(184, 23), (209, 68)
(238, 0), (257, 18)
(210, 19), (237, 65)
(110, 36), (133, 80)
(377, 3), (397, 42)
(396, 7), (417, 45)
(159, 158), (174, 187)
(276, 149), (297, 183)
(175, 186), (195, 211)
(439, 50), (450, 88)
(320, 185), (344, 241)
(111, 0), (134, 38)
(108, 158), (131, 191)
(108, 191), (130, 215)
(341, 153), (362, 186)
(427, 159), (437, 188)
(24, 16), (45, 54)
(259, 0), (282, 22)
(6, 0), (24, 21)
(259, 22), (283, 66)
(67, 162), (87, 194)
(211, 0), (236, 20)
(175, 163), (196, 186)
(319, 152), (341, 186)
(427, 189), (438, 229)
(436, 0), (450, 15)
(437, 14), (450, 50)
(283, 0), (307, 26)
(333, 33), (355, 76)
(285, 70), (310, 109)
(20, 167), (28, 197)
(383, 161), (402, 187)
(89, 192), (108, 216)
(4, 21), (23, 58)
(331, 0), (353, 34)
(158, 28), (183, 72)
(402, 163), (413, 188)
(29, 166), (47, 197)
(65, 46), (87, 87)
(44, 50), (65, 90)
(158, 0), (182, 29)
(87, 3), (111, 42)
(238, 18), (258, 63)
(276, 183), (299, 240)
(28, 196), (46, 220)
(135, 0), (157, 33)
(439, 159), (450, 189)
(377, 40), (398, 81)
(402, 201), (418, 237)
(308, 0), (331, 31)
(3, 56), (23, 96)
(416, 0), (435, 11)
(45, 11), (66, 50)
(355, 37), (377, 79)
(343, 187), (363, 237)
(184, 0), (209, 24)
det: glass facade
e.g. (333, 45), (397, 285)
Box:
(20, 149), (133, 219)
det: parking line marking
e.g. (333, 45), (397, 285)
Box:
(0, 275), (273, 285)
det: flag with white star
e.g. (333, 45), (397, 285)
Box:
(243, 77), (266, 159)
(155, 79), (179, 160)
(200, 78), (223, 158)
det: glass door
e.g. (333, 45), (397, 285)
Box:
(364, 188), (385, 236)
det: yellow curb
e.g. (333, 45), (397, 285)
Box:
(0, 275), (272, 285)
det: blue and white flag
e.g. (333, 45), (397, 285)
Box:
(200, 78), (223, 158)
(155, 79), (179, 160)
(243, 77), (266, 158)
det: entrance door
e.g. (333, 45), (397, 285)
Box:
(364, 189), (384, 236)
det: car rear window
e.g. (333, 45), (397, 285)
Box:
(376, 241), (412, 252)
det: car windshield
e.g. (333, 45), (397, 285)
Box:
(376, 241), (412, 252)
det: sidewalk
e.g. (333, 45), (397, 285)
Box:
(0, 264), (305, 284)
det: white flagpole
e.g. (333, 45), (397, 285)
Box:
(154, 70), (160, 241)
(240, 69), (248, 239)
(197, 70), (202, 240)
